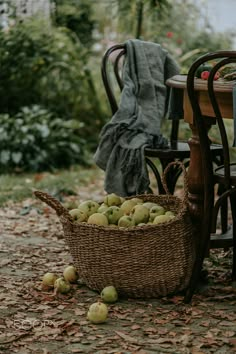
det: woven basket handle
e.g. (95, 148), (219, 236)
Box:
(162, 161), (188, 203)
(34, 190), (71, 218)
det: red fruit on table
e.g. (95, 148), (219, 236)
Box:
(214, 72), (220, 80)
(201, 71), (210, 80)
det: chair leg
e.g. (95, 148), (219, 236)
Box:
(145, 157), (187, 195)
(233, 225), (236, 281)
(230, 194), (236, 280)
(217, 183), (228, 234)
(184, 223), (213, 303)
(214, 151), (228, 234)
(169, 160), (190, 194)
(160, 159), (173, 192)
(145, 157), (165, 194)
(184, 251), (205, 303)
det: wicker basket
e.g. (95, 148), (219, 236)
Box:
(34, 162), (195, 298)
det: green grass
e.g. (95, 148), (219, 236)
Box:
(0, 165), (104, 206)
(1, 119), (235, 207)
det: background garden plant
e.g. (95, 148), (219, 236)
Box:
(0, 105), (87, 172)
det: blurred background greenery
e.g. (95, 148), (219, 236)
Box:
(0, 0), (234, 174)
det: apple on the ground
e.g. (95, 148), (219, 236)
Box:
(87, 302), (108, 324)
(101, 285), (118, 303)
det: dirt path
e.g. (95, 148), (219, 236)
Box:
(0, 196), (236, 354)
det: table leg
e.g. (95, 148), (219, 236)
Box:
(187, 122), (204, 225)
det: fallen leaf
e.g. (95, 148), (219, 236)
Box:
(222, 330), (235, 337)
(115, 331), (141, 345)
(131, 324), (141, 330)
(219, 320), (235, 327)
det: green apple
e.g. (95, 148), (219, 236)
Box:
(130, 205), (149, 224)
(130, 197), (143, 204)
(149, 205), (165, 221)
(120, 197), (126, 204)
(153, 214), (173, 224)
(104, 193), (122, 206)
(63, 265), (78, 283)
(118, 215), (135, 227)
(103, 206), (124, 224)
(78, 200), (99, 217)
(87, 302), (108, 324)
(42, 272), (58, 289)
(142, 202), (158, 210)
(120, 200), (137, 214)
(87, 213), (109, 226)
(101, 285), (118, 303)
(165, 211), (175, 217)
(97, 203), (109, 213)
(54, 277), (71, 294)
(69, 208), (87, 222)
(63, 200), (78, 210)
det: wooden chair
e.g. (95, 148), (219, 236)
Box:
(184, 51), (236, 303)
(101, 43), (223, 194)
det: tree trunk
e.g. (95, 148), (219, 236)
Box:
(135, 0), (144, 39)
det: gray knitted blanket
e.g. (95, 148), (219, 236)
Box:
(94, 39), (180, 196)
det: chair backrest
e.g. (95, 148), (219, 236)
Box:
(187, 51), (236, 190)
(101, 43), (180, 144)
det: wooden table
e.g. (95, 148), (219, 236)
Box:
(166, 74), (235, 225)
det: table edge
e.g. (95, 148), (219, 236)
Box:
(166, 74), (235, 93)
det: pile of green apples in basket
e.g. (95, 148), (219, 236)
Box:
(68, 193), (175, 227)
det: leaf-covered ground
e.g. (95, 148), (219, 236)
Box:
(0, 184), (236, 354)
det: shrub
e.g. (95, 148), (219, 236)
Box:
(0, 17), (106, 150)
(53, 0), (95, 48)
(0, 18), (87, 116)
(0, 105), (88, 172)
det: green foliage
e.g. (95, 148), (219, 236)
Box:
(146, 1), (233, 70)
(0, 105), (87, 172)
(0, 18), (87, 115)
(0, 17), (107, 152)
(110, 0), (171, 38)
(103, 0), (233, 69)
(0, 165), (103, 206)
(53, 0), (95, 48)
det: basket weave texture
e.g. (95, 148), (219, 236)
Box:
(35, 162), (195, 298)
